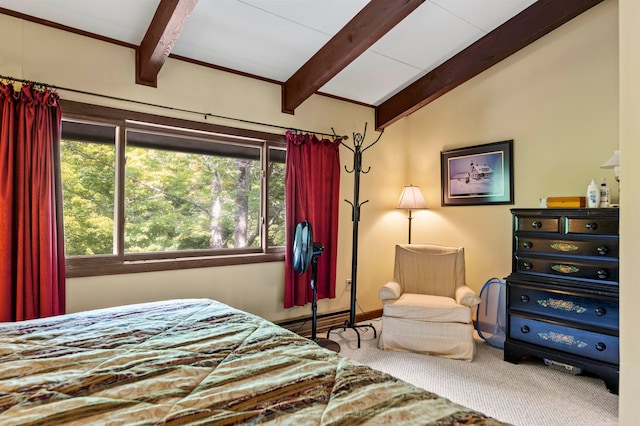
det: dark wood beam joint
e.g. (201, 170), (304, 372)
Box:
(136, 0), (198, 87)
(282, 0), (425, 114)
(375, 0), (604, 130)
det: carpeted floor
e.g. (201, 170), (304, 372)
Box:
(330, 318), (618, 426)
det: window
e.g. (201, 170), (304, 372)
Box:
(267, 147), (286, 246)
(60, 101), (286, 277)
(60, 121), (116, 256)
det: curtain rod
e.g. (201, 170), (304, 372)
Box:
(0, 74), (348, 141)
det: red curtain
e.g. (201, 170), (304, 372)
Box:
(0, 83), (65, 322)
(284, 131), (341, 308)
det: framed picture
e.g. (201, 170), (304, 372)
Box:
(441, 140), (514, 206)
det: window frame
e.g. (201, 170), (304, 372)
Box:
(60, 100), (286, 278)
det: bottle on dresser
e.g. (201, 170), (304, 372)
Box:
(600, 179), (611, 208)
(587, 179), (600, 208)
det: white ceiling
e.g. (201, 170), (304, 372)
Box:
(0, 0), (537, 106)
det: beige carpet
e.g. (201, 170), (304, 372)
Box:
(330, 318), (618, 426)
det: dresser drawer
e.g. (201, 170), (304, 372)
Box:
(509, 285), (618, 330)
(565, 217), (618, 236)
(515, 216), (560, 233)
(515, 256), (618, 284)
(515, 236), (618, 258)
(509, 315), (619, 364)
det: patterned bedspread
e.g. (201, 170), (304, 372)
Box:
(0, 299), (508, 425)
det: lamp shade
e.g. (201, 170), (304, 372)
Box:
(396, 185), (427, 210)
(601, 150), (620, 180)
(601, 150), (620, 168)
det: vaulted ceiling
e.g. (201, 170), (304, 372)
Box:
(0, 0), (603, 130)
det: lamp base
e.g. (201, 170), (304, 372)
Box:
(313, 338), (340, 353)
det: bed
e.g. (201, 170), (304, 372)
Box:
(0, 299), (508, 425)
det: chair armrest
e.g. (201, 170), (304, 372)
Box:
(456, 285), (481, 307)
(379, 281), (403, 301)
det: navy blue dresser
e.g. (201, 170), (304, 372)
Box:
(504, 208), (619, 394)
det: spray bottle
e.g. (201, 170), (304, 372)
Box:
(587, 179), (600, 208)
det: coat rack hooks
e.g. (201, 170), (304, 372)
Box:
(327, 123), (383, 348)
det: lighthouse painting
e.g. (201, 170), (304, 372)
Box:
(441, 140), (514, 206)
(449, 153), (502, 196)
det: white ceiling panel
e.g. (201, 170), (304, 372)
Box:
(0, 0), (547, 107)
(0, 0), (159, 44)
(430, 0), (537, 33)
(174, 1), (332, 81)
(320, 50), (423, 106)
(239, 0), (369, 36)
(369, 2), (484, 72)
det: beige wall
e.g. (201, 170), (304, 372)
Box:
(392, 0), (619, 289)
(0, 13), (404, 322)
(619, 0), (638, 423)
(0, 0), (620, 320)
(321, 0), (619, 313)
(2, 0), (634, 419)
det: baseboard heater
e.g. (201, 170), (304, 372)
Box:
(277, 309), (350, 337)
(277, 309), (382, 338)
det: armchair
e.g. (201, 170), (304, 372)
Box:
(378, 244), (480, 361)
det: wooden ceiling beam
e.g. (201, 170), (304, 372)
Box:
(375, 0), (604, 130)
(136, 0), (198, 87)
(282, 0), (425, 114)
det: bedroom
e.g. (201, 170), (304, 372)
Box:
(0, 0), (638, 424)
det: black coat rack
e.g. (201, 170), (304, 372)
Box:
(327, 124), (382, 348)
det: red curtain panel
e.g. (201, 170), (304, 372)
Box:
(284, 131), (340, 308)
(0, 83), (65, 321)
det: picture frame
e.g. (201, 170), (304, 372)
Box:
(441, 140), (514, 206)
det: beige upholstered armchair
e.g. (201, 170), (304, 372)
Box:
(378, 244), (480, 361)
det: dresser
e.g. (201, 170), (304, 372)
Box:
(504, 208), (619, 394)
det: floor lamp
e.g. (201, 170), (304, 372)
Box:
(396, 185), (427, 244)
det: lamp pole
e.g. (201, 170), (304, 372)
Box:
(397, 185), (427, 245)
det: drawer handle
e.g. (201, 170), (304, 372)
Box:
(596, 246), (609, 256)
(520, 295), (530, 303)
(523, 241), (533, 249)
(522, 261), (533, 271)
(521, 326), (530, 334)
(586, 222), (598, 231)
(551, 242), (578, 252)
(596, 342), (607, 352)
(531, 221), (542, 229)
(595, 307), (607, 316)
(596, 269), (608, 279)
(551, 264), (579, 274)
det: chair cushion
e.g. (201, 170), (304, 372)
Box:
(378, 317), (475, 361)
(382, 293), (472, 323)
